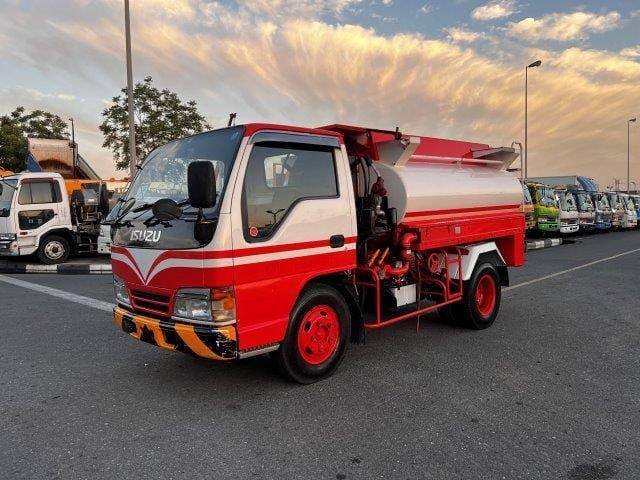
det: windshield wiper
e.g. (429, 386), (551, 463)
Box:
(132, 199), (189, 214)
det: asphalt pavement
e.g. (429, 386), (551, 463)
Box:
(1, 231), (639, 479)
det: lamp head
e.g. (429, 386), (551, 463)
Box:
(527, 60), (542, 68)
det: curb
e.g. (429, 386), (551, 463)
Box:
(525, 238), (563, 251)
(0, 262), (112, 274)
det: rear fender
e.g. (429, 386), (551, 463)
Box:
(448, 242), (508, 285)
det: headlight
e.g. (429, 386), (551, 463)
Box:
(173, 287), (236, 324)
(174, 289), (211, 321)
(113, 275), (131, 306)
(0, 233), (17, 241)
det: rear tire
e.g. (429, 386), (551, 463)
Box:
(37, 235), (70, 265)
(457, 263), (501, 330)
(274, 284), (350, 384)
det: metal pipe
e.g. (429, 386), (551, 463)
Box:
(628, 118), (636, 194)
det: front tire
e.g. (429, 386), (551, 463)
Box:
(274, 284), (351, 384)
(37, 235), (70, 264)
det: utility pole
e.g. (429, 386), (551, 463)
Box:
(524, 60), (541, 180)
(124, 0), (136, 179)
(628, 117), (636, 194)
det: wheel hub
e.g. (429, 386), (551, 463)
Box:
(297, 305), (340, 365)
(45, 241), (64, 260)
(475, 273), (496, 317)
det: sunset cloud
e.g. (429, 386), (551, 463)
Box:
(0, 0), (638, 186)
(507, 11), (621, 42)
(471, 1), (515, 21)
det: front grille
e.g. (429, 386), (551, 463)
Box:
(131, 289), (171, 316)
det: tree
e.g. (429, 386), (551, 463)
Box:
(0, 107), (69, 171)
(100, 76), (211, 171)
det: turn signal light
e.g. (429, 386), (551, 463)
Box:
(210, 287), (236, 324)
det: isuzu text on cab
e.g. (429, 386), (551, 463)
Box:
(111, 124), (525, 383)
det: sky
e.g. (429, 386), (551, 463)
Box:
(0, 0), (639, 188)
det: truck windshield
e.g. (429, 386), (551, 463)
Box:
(0, 178), (17, 216)
(556, 191), (577, 211)
(113, 126), (244, 249)
(608, 193), (621, 210)
(522, 185), (532, 204)
(538, 187), (557, 207)
(622, 196), (635, 211)
(597, 194), (610, 210)
(575, 191), (594, 212)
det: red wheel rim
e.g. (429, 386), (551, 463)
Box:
(475, 273), (497, 317)
(297, 305), (340, 365)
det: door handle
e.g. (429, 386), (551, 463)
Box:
(329, 234), (344, 248)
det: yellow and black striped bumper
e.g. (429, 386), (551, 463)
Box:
(114, 306), (237, 361)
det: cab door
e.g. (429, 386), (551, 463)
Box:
(229, 132), (357, 351)
(14, 178), (67, 252)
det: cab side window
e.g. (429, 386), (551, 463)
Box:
(242, 142), (338, 241)
(18, 181), (60, 205)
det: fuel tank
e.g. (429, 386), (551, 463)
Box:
(374, 158), (523, 223)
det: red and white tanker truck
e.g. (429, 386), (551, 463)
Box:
(111, 124), (525, 383)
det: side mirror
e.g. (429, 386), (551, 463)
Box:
(188, 161), (216, 209)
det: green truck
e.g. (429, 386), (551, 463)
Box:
(526, 182), (560, 233)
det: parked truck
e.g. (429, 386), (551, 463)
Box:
(0, 172), (109, 263)
(605, 192), (625, 229)
(590, 192), (613, 231)
(520, 181), (536, 232)
(569, 189), (596, 231)
(555, 188), (579, 234)
(110, 124), (525, 383)
(618, 193), (638, 229)
(526, 182), (559, 234)
(631, 195), (640, 224)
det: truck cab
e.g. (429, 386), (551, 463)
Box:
(590, 192), (613, 231)
(618, 193), (638, 229)
(520, 182), (536, 232)
(630, 195), (640, 225)
(0, 172), (107, 263)
(570, 189), (596, 231)
(555, 189), (579, 234)
(0, 173), (73, 262)
(605, 192), (624, 229)
(526, 182), (559, 234)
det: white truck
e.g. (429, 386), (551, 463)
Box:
(0, 172), (109, 263)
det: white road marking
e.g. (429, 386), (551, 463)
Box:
(505, 247), (640, 292)
(0, 274), (114, 313)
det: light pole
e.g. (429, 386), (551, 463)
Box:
(68, 117), (77, 177)
(628, 117), (636, 194)
(524, 59), (542, 180)
(124, 0), (137, 179)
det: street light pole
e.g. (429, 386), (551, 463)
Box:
(124, 0), (136, 179)
(524, 60), (542, 180)
(68, 117), (76, 178)
(628, 117), (636, 194)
